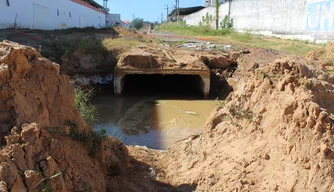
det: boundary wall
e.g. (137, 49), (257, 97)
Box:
(184, 0), (334, 42)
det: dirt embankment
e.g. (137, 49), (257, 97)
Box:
(0, 41), (128, 192)
(129, 46), (334, 191)
(305, 42), (334, 67)
(60, 46), (117, 75)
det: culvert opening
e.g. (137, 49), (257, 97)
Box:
(122, 74), (204, 97)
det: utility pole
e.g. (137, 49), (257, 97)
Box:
(161, 13), (163, 23)
(103, 0), (109, 27)
(164, 5), (169, 22)
(177, 0), (180, 23)
(215, 0), (219, 30)
(175, 0), (179, 23)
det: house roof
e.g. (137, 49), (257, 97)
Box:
(71, 0), (107, 14)
(168, 6), (205, 17)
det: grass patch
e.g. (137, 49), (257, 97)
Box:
(75, 87), (98, 126)
(102, 37), (141, 52)
(41, 36), (107, 62)
(157, 22), (322, 56)
(151, 37), (164, 44)
(65, 121), (107, 158)
(228, 104), (254, 123)
(157, 22), (232, 36)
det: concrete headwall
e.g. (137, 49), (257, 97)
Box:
(0, 0), (105, 30)
(184, 0), (334, 42)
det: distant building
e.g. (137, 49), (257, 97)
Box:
(106, 13), (121, 26)
(106, 13), (130, 28)
(168, 6), (206, 22)
(0, 0), (106, 30)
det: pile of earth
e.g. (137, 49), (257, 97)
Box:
(60, 44), (117, 75)
(0, 41), (128, 191)
(129, 48), (334, 191)
(305, 42), (334, 67)
(114, 27), (141, 38)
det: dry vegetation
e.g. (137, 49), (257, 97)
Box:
(157, 22), (323, 56)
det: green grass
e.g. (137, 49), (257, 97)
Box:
(42, 36), (107, 62)
(151, 37), (164, 44)
(75, 87), (98, 126)
(102, 37), (141, 52)
(64, 121), (107, 158)
(157, 22), (232, 36)
(157, 22), (322, 56)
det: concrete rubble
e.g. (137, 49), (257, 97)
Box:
(72, 74), (114, 86)
(175, 42), (232, 51)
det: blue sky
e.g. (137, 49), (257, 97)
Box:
(96, 0), (204, 22)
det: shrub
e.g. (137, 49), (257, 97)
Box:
(221, 15), (234, 29)
(131, 18), (144, 30)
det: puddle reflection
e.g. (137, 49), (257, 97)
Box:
(92, 93), (219, 150)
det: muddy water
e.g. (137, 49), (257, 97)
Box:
(92, 93), (219, 150)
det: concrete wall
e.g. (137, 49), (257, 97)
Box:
(0, 0), (105, 30)
(184, 0), (334, 42)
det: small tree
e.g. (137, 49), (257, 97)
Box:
(131, 18), (144, 30)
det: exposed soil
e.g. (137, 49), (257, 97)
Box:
(305, 42), (334, 66)
(128, 47), (334, 192)
(1, 29), (334, 192)
(118, 47), (209, 70)
(0, 41), (129, 192)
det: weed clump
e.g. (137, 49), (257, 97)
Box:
(75, 87), (97, 126)
(65, 121), (107, 158)
(229, 104), (254, 123)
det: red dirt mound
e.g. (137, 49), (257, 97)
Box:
(160, 56), (334, 191)
(305, 42), (334, 66)
(0, 41), (129, 192)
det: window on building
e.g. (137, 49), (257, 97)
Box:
(6, 0), (10, 7)
(57, 9), (59, 16)
(69, 11), (72, 18)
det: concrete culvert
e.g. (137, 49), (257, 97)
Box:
(121, 74), (206, 96)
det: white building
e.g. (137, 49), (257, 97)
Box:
(0, 0), (106, 30)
